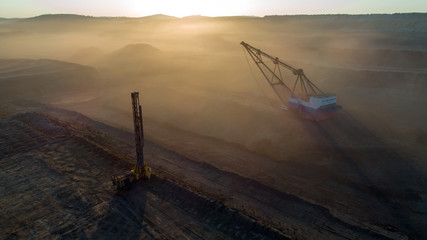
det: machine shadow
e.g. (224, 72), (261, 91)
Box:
(91, 181), (153, 239)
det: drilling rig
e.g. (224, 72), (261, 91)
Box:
(241, 41), (341, 121)
(111, 92), (152, 190)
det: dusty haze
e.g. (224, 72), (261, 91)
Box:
(1, 13), (427, 239)
(1, 14), (426, 158)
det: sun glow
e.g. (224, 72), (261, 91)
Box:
(1, 0), (426, 18)
(129, 0), (251, 17)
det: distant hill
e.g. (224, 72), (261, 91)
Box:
(110, 43), (160, 58)
(0, 17), (19, 22)
(2, 13), (425, 35)
(182, 15), (211, 20)
(98, 43), (160, 65)
(69, 44), (162, 67)
(263, 13), (427, 33)
(94, 43), (165, 79)
(28, 14), (93, 21)
(0, 59), (102, 101)
(141, 14), (178, 20)
(25, 13), (178, 22)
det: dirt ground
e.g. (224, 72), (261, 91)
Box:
(1, 104), (424, 239)
(0, 106), (290, 240)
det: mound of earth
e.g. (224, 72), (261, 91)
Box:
(96, 43), (164, 77)
(0, 59), (101, 101)
(100, 43), (161, 64)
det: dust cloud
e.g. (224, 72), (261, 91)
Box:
(1, 13), (427, 238)
(1, 14), (425, 156)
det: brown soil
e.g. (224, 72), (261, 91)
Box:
(0, 107), (288, 240)
(2, 104), (424, 239)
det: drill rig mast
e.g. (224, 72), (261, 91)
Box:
(111, 92), (152, 190)
(132, 92), (145, 175)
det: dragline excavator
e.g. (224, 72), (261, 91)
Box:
(241, 41), (341, 121)
(111, 92), (152, 190)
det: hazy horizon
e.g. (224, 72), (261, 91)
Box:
(1, 0), (426, 18)
(1, 12), (426, 20)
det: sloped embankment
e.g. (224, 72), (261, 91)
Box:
(0, 109), (290, 239)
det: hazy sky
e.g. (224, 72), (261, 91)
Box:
(0, 0), (426, 18)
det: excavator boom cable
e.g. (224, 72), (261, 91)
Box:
(241, 41), (341, 121)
